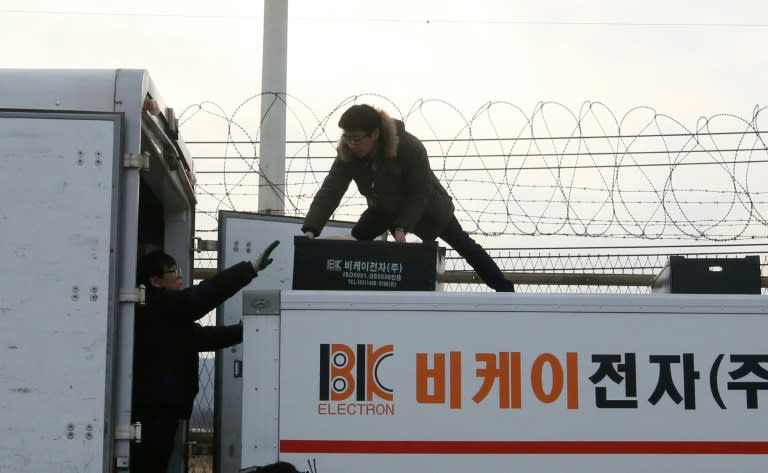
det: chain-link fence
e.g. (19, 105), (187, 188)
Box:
(189, 250), (218, 473)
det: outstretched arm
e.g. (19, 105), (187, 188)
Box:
(149, 261), (257, 321)
(192, 322), (243, 352)
(148, 241), (281, 321)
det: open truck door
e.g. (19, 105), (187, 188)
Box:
(0, 69), (196, 473)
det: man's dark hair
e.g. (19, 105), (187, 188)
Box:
(137, 250), (176, 285)
(338, 104), (381, 133)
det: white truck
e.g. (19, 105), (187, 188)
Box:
(0, 68), (197, 472)
(235, 290), (768, 473)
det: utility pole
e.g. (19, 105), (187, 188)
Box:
(258, 0), (288, 213)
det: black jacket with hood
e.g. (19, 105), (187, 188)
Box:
(302, 109), (455, 241)
(132, 261), (254, 419)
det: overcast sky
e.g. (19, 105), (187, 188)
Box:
(3, 0), (767, 123)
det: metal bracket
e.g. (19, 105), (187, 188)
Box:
(242, 290), (280, 315)
(119, 285), (146, 305)
(114, 422), (142, 442)
(194, 237), (219, 252)
(123, 151), (150, 170)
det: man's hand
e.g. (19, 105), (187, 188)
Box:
(393, 228), (406, 242)
(304, 231), (315, 239)
(252, 240), (280, 272)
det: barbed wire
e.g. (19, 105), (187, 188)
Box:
(180, 95), (768, 242)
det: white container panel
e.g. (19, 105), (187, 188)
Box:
(246, 291), (768, 473)
(216, 212), (355, 473)
(0, 69), (118, 112)
(0, 112), (121, 473)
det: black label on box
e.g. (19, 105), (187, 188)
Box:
(292, 237), (440, 291)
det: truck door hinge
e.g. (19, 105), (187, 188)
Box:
(123, 151), (150, 170)
(115, 422), (142, 442)
(119, 285), (146, 305)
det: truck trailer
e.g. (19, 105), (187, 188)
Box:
(237, 290), (768, 473)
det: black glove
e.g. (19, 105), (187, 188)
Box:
(251, 240), (280, 272)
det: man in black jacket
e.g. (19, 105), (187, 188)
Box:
(130, 240), (280, 473)
(302, 104), (514, 292)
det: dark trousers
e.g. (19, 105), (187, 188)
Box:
(130, 406), (180, 473)
(351, 209), (515, 292)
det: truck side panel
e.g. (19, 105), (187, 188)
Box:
(0, 112), (122, 473)
(216, 212), (355, 473)
(244, 291), (768, 473)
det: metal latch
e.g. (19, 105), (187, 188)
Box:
(194, 237), (219, 252)
(115, 422), (142, 442)
(123, 151), (150, 170)
(120, 285), (146, 305)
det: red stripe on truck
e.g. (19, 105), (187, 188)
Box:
(281, 440), (768, 454)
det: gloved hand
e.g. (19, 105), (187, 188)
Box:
(251, 240), (280, 272)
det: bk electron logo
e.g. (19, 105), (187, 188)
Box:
(318, 344), (395, 416)
(319, 343), (393, 401)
